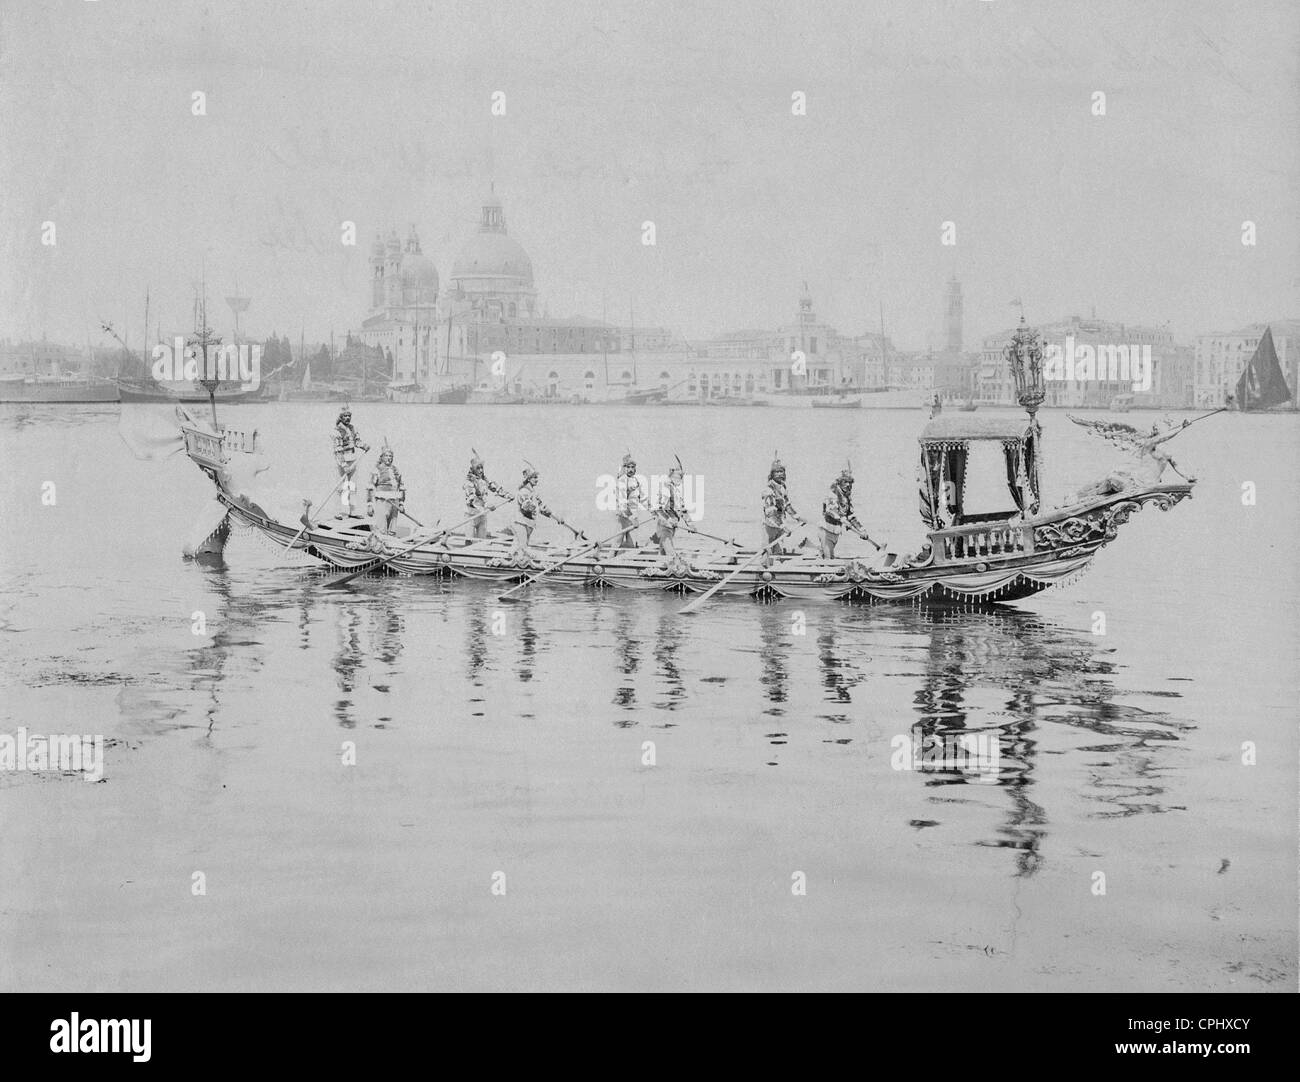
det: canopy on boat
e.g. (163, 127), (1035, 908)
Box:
(919, 414), (1032, 443)
(917, 413), (1041, 529)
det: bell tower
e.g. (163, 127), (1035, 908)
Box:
(370, 233), (385, 310)
(384, 229), (401, 308)
(945, 275), (963, 354)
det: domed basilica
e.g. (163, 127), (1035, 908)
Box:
(450, 188), (537, 321)
(359, 188), (541, 387)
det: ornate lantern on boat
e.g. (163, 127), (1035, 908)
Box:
(1004, 316), (1046, 418)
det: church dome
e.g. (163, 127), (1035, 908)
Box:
(451, 231), (533, 285)
(400, 251), (438, 291)
(450, 188), (534, 288)
(397, 226), (438, 304)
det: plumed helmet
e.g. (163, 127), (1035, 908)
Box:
(470, 447), (484, 471)
(669, 453), (683, 479)
(522, 459), (539, 483)
(769, 450), (785, 480)
(622, 450), (635, 470)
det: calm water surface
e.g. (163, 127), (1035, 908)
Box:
(1, 402), (1296, 991)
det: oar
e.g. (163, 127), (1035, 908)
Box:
(322, 497), (514, 589)
(283, 471), (354, 552)
(551, 515), (589, 541)
(683, 524), (744, 547)
(497, 516), (654, 602)
(679, 531), (789, 615)
(854, 529), (885, 551)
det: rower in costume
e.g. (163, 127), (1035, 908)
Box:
(615, 451), (647, 549)
(511, 462), (554, 563)
(761, 452), (805, 566)
(654, 458), (688, 560)
(332, 407), (369, 518)
(366, 441), (405, 536)
(820, 461), (867, 558)
(463, 448), (509, 538)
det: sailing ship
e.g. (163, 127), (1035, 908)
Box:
(117, 290), (266, 404)
(117, 374), (266, 404)
(172, 319), (1196, 607)
(1234, 326), (1293, 412)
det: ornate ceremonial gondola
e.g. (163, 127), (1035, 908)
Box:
(175, 318), (1195, 606)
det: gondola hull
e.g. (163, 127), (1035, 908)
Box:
(179, 407), (1193, 607)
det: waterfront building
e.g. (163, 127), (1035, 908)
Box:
(1194, 320), (1300, 408)
(0, 338), (91, 377)
(694, 286), (878, 394)
(977, 314), (1182, 408)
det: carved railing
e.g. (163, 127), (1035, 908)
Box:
(181, 423), (258, 470)
(933, 521), (1033, 564)
(219, 425), (258, 453)
(183, 427), (225, 465)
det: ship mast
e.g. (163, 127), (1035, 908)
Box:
(196, 263), (219, 427)
(879, 302), (888, 392)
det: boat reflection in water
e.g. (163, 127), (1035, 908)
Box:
(323, 588), (407, 731)
(228, 567), (1191, 885)
(898, 607), (1190, 877)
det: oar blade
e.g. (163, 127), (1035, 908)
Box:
(321, 562), (377, 589)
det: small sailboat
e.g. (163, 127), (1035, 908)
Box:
(1234, 326), (1293, 411)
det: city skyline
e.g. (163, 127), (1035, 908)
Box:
(3, 1), (1297, 351)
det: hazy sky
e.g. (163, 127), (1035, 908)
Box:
(2, 0), (1297, 351)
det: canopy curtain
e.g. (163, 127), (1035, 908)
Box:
(1004, 440), (1026, 513)
(919, 444), (967, 529)
(943, 447), (966, 524)
(918, 448), (939, 529)
(1026, 423), (1041, 513)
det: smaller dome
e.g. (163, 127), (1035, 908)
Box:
(399, 251), (438, 304)
(401, 251), (438, 286)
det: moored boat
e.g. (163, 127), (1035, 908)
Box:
(117, 375), (266, 404)
(703, 395), (768, 407)
(0, 374), (119, 403)
(467, 388), (526, 405)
